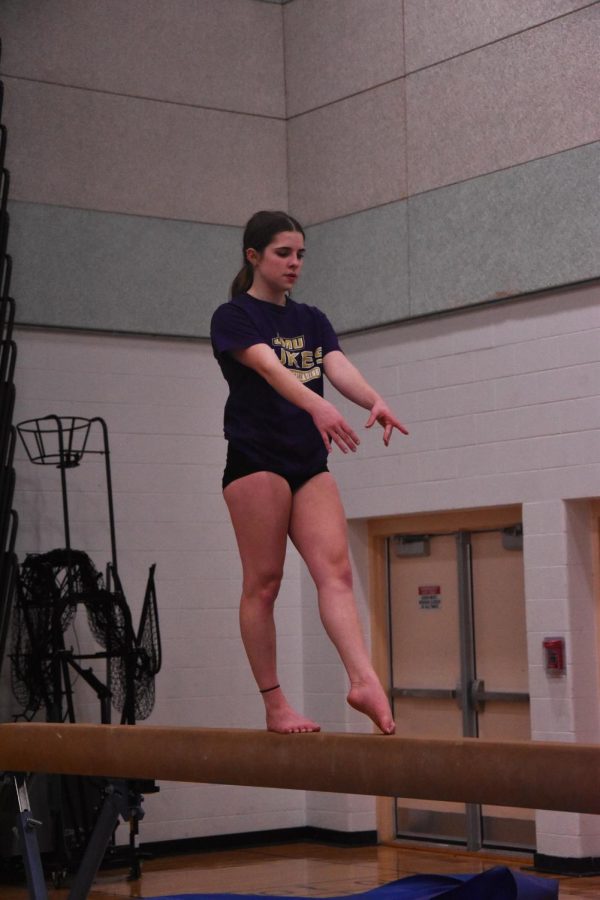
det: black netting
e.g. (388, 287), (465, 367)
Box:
(110, 654), (155, 721)
(85, 586), (134, 653)
(11, 550), (160, 722)
(137, 564), (161, 677)
(10, 589), (52, 716)
(11, 549), (101, 717)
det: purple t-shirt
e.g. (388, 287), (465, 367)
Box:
(211, 292), (341, 476)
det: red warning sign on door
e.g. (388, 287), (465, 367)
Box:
(418, 585), (441, 609)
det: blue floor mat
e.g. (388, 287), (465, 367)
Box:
(144, 865), (558, 900)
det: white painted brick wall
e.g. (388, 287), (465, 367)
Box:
(1, 327), (305, 842)
(331, 283), (600, 519)
(3, 279), (600, 853)
(323, 282), (600, 855)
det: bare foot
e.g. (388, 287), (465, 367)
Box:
(263, 688), (321, 734)
(347, 678), (395, 735)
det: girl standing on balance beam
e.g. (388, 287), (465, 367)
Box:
(211, 210), (408, 735)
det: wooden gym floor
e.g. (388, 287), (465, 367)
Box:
(2, 841), (599, 900)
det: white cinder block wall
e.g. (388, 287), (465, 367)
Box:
(3, 279), (600, 851)
(305, 281), (600, 854)
(1, 328), (306, 842)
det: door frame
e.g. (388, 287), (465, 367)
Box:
(367, 504), (523, 844)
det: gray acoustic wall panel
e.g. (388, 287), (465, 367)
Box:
(4, 0), (599, 338)
(404, 0), (593, 71)
(295, 202), (409, 334)
(284, 0), (404, 116)
(4, 78), (287, 226)
(408, 142), (600, 316)
(288, 80), (406, 225)
(407, 5), (600, 195)
(10, 202), (240, 336)
(0, 0), (285, 118)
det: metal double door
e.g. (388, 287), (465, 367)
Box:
(387, 526), (534, 851)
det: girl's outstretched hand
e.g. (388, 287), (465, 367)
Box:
(365, 400), (409, 447)
(312, 399), (361, 454)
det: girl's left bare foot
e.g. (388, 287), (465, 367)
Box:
(347, 677), (395, 734)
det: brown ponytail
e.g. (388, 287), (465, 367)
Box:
(230, 259), (254, 299)
(229, 210), (305, 299)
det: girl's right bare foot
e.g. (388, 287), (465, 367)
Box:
(263, 688), (321, 733)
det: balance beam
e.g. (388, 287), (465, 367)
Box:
(1, 723), (598, 814)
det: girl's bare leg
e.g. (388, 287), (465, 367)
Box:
(289, 472), (395, 735)
(224, 471), (320, 733)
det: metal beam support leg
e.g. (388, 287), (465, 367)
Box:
(10, 773), (48, 900)
(67, 780), (140, 900)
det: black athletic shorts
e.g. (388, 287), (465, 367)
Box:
(222, 444), (328, 493)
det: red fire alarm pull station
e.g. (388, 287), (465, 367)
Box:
(543, 637), (565, 673)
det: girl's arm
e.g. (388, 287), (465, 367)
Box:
(323, 350), (409, 446)
(231, 344), (360, 454)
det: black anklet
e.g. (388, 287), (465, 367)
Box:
(259, 684), (280, 694)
